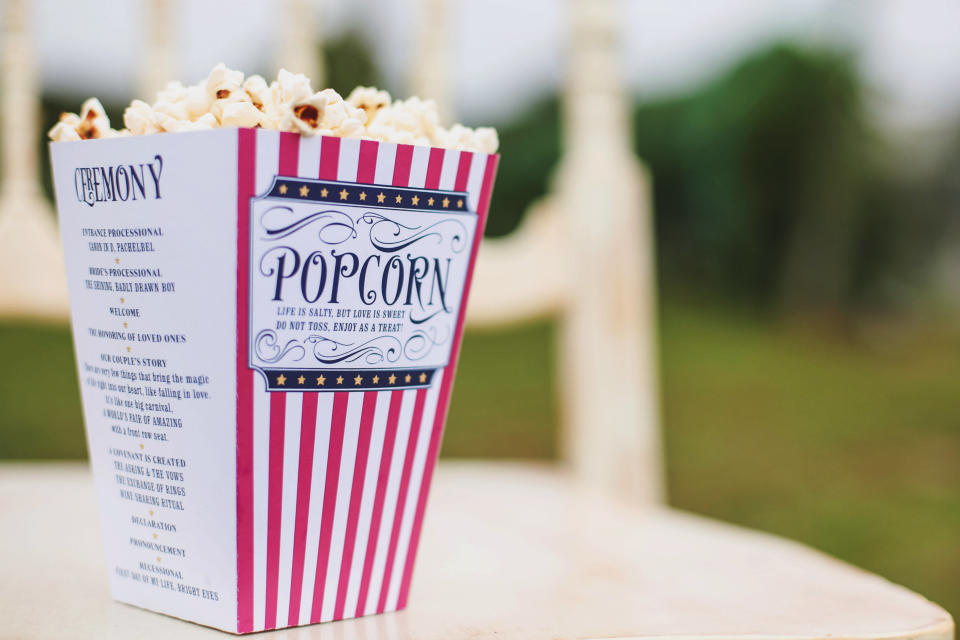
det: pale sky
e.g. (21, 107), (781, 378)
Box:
(28, 0), (960, 129)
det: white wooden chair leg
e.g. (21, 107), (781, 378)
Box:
(467, 0), (665, 503)
(0, 0), (69, 320)
(555, 156), (663, 504)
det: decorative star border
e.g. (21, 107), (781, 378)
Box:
(262, 367), (438, 392)
(269, 178), (471, 213)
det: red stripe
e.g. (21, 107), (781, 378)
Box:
(235, 128), (256, 633)
(376, 387), (428, 613)
(353, 389), (403, 617)
(333, 391), (378, 620)
(319, 136), (341, 180)
(262, 131), (300, 631)
(396, 153), (499, 609)
(392, 144), (414, 186)
(453, 151), (473, 192)
(310, 391), (350, 622)
(264, 392), (287, 629)
(424, 147), (445, 189)
(278, 131), (300, 176)
(287, 391), (318, 626)
(357, 140), (379, 184)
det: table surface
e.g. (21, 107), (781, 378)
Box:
(0, 462), (953, 640)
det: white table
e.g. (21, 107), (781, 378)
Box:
(0, 462), (952, 639)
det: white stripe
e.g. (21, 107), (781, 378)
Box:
(408, 145), (430, 188)
(251, 374), (271, 630)
(254, 129), (280, 196)
(363, 389), (416, 615)
(298, 392), (334, 625)
(274, 392), (303, 623)
(337, 138), (361, 182)
(465, 152), (488, 211)
(251, 128), (280, 631)
(384, 383), (441, 610)
(438, 149), (461, 191)
(373, 143), (398, 185)
(343, 390), (391, 616)
(319, 391), (364, 621)
(297, 136), (322, 179)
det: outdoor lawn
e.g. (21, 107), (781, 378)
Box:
(1, 301), (958, 619)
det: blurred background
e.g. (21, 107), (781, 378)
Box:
(1, 0), (959, 620)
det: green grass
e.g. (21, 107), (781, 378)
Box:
(444, 322), (558, 459)
(0, 323), (87, 458)
(0, 305), (957, 619)
(658, 305), (960, 621)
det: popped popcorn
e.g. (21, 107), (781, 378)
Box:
(347, 86), (391, 121)
(48, 114), (82, 142)
(242, 75), (270, 110)
(474, 127), (500, 155)
(279, 91), (327, 136)
(49, 98), (114, 141)
(123, 100), (161, 136)
(48, 63), (498, 153)
(366, 97), (441, 147)
(216, 100), (264, 129)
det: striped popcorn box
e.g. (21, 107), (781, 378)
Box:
(51, 128), (498, 633)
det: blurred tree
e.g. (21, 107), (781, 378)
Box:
(483, 97), (561, 238)
(852, 126), (960, 313)
(319, 31), (383, 98)
(635, 44), (876, 314)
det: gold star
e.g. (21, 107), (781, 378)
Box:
(457, 199), (464, 208)
(372, 375), (380, 384)
(152, 533), (158, 539)
(149, 510), (154, 516)
(123, 322), (128, 328)
(297, 375), (306, 385)
(316, 375), (326, 386)
(340, 188), (350, 200)
(427, 197), (435, 206)
(278, 184), (288, 194)
(388, 374), (397, 384)
(320, 187), (329, 198)
(126, 346), (131, 353)
(277, 373), (287, 386)
(395, 194), (403, 204)
(120, 297), (125, 304)
(419, 372), (427, 383)
(139, 443), (145, 450)
(411, 195), (419, 206)
(115, 257), (120, 264)
(336, 376), (344, 385)
(299, 184), (310, 197)
(354, 374), (363, 386)
(157, 557), (162, 563)
(442, 197), (450, 208)
(404, 374), (412, 383)
(359, 191), (367, 201)
(377, 192), (386, 203)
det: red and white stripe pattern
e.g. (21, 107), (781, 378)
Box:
(235, 128), (497, 632)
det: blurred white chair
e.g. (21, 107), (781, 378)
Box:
(466, 0), (663, 505)
(428, 0), (953, 638)
(0, 0), (69, 319)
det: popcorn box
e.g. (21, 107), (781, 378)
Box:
(51, 128), (498, 633)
